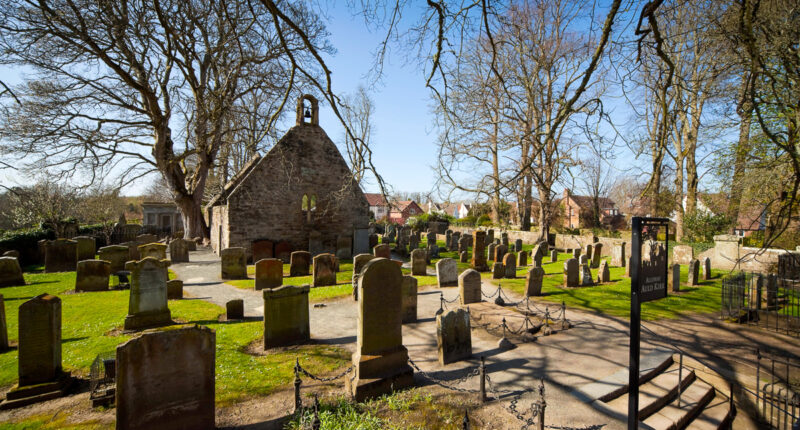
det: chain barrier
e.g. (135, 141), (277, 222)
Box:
(295, 358), (354, 382)
(408, 358), (482, 393)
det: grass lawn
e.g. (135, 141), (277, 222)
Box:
(0, 269), (349, 409)
(484, 252), (726, 320)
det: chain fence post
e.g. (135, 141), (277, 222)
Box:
(436, 292), (444, 316)
(463, 409), (470, 430)
(312, 394), (321, 430)
(294, 358), (302, 415)
(538, 378), (546, 430)
(480, 355), (487, 403)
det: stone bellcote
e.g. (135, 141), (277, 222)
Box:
(296, 94), (319, 126)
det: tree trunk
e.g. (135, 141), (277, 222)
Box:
(490, 120), (501, 224)
(537, 187), (551, 243)
(727, 80), (753, 230)
(521, 174), (532, 231)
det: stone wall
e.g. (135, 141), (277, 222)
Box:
(447, 226), (630, 257)
(703, 234), (789, 273)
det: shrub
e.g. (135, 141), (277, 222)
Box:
(0, 227), (55, 265)
(683, 210), (732, 243)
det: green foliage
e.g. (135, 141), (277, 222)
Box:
(0, 227), (55, 264)
(477, 214), (492, 226)
(742, 230), (764, 248)
(683, 210), (732, 243)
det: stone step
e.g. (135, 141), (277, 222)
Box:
(642, 378), (716, 430)
(575, 348), (675, 402)
(685, 395), (734, 430)
(606, 363), (696, 419)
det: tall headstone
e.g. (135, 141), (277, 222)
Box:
(263, 285), (310, 347)
(597, 261), (610, 283)
(252, 239), (274, 263)
(167, 279), (183, 300)
(437, 308), (472, 365)
(550, 249), (558, 262)
(427, 231), (437, 248)
(123, 241), (140, 262)
(487, 243), (497, 263)
(138, 243), (167, 260)
(501, 232), (509, 247)
(312, 253), (337, 287)
(578, 254), (588, 266)
(525, 266), (545, 296)
(688, 259), (700, 286)
(290, 251), (311, 276)
(451, 232), (462, 252)
(459, 269), (482, 305)
(353, 228), (370, 255)
(765, 274), (778, 308)
(220, 247), (247, 279)
(168, 239), (190, 263)
(408, 234), (419, 251)
(44, 239), (77, 273)
(373, 244), (391, 259)
(74, 236), (96, 261)
(445, 230), (452, 250)
(75, 260), (111, 292)
(515, 239), (523, 253)
(492, 262), (505, 279)
(410, 248), (427, 276)
(336, 235), (353, 259)
(368, 234), (379, 251)
(116, 324), (215, 430)
(0, 295), (7, 351)
(460, 251), (469, 263)
(503, 253), (516, 278)
(494, 244), (507, 263)
(584, 244), (593, 260)
(458, 236), (469, 254)
(124, 258), (172, 330)
(255, 258), (283, 290)
(564, 259), (579, 288)
(580, 264), (593, 286)
(517, 251), (528, 267)
(670, 263), (681, 292)
(98, 245), (130, 273)
(346, 259), (413, 401)
(486, 229), (494, 245)
(611, 243), (626, 267)
(436, 258), (458, 288)
(702, 257), (712, 280)
(591, 243), (603, 268)
(401, 275), (418, 324)
(531, 244), (543, 263)
(672, 245), (693, 265)
(0, 257), (25, 287)
(572, 248), (581, 259)
(351, 254), (375, 300)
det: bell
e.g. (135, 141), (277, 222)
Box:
(304, 107), (311, 119)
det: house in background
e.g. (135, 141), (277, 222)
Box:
(680, 193), (767, 238)
(364, 193), (390, 221)
(142, 202), (183, 234)
(388, 200), (424, 224)
(559, 189), (621, 229)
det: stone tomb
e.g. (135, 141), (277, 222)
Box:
(373, 244), (391, 259)
(525, 266), (545, 296)
(401, 275), (418, 323)
(290, 251), (311, 276)
(0, 257), (25, 287)
(252, 239), (274, 263)
(45, 239), (77, 273)
(563, 259), (579, 288)
(138, 243), (167, 260)
(220, 247), (247, 280)
(597, 261), (610, 283)
(591, 243), (603, 268)
(263, 285), (310, 348)
(0, 294), (71, 410)
(124, 258), (172, 331)
(688, 259), (700, 286)
(74, 236), (96, 261)
(611, 243), (626, 267)
(670, 263), (681, 292)
(168, 239), (190, 263)
(346, 259), (413, 401)
(503, 253), (516, 278)
(437, 308), (472, 365)
(227, 299), (244, 320)
(410, 248), (427, 276)
(75, 260), (111, 292)
(115, 324), (215, 430)
(472, 231), (488, 271)
(351, 253), (375, 300)
(98, 245), (131, 273)
(436, 258), (459, 288)
(312, 253), (337, 287)
(255, 258), (283, 290)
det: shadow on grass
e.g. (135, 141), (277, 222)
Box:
(63, 336), (89, 343)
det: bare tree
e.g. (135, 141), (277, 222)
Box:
(339, 86), (376, 185)
(3, 179), (80, 236)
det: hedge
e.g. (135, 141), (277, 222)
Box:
(0, 227), (56, 266)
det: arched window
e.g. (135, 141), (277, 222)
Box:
(302, 194), (309, 211)
(310, 195), (317, 211)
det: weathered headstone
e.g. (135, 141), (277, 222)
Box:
(336, 235), (353, 259)
(749, 274), (763, 309)
(410, 248), (427, 276)
(702, 257), (712, 280)
(625, 257), (631, 277)
(471, 231), (488, 271)
(611, 243), (626, 267)
(494, 244), (507, 263)
(437, 308), (471, 365)
(445, 230), (452, 250)
(486, 229), (495, 244)
(123, 241), (140, 262)
(44, 239), (77, 273)
(591, 243), (603, 268)
(584, 244), (593, 260)
(373, 243), (391, 259)
(263, 285), (310, 348)
(436, 258), (458, 288)
(0, 257), (25, 287)
(428, 244), (440, 260)
(274, 241), (292, 263)
(459, 251), (468, 263)
(503, 253), (516, 278)
(354, 228), (370, 256)
(168, 239), (190, 263)
(252, 239), (274, 263)
(672, 245), (693, 265)
(427, 231), (437, 248)
(459, 269), (482, 305)
(288, 251), (310, 277)
(0, 294), (7, 351)
(220, 247), (247, 279)
(550, 249), (558, 262)
(1, 294), (71, 410)
(450, 232), (461, 252)
(116, 324), (215, 430)
(670, 263), (681, 292)
(351, 253), (375, 300)
(517, 251), (528, 267)
(135, 234), (157, 244)
(312, 253), (337, 287)
(409, 234), (419, 251)
(487, 243), (497, 262)
(492, 262), (505, 279)
(564, 259), (579, 288)
(75, 260), (111, 292)
(765, 274), (778, 308)
(597, 261), (610, 283)
(124, 257), (172, 331)
(688, 259), (700, 286)
(580, 264), (593, 286)
(98, 245), (130, 273)
(346, 259), (413, 400)
(74, 236), (96, 261)
(138, 243), (167, 260)
(226, 299), (244, 320)
(525, 266), (545, 296)
(458, 236), (469, 254)
(572, 248), (581, 259)
(501, 232), (509, 247)
(401, 275), (418, 324)
(166, 279), (183, 299)
(369, 234), (379, 250)
(255, 258), (283, 290)
(578, 254), (588, 266)
(515, 239), (523, 253)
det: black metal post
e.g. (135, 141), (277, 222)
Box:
(678, 352), (683, 409)
(628, 217), (642, 429)
(294, 358), (302, 414)
(463, 409), (470, 430)
(480, 356), (487, 403)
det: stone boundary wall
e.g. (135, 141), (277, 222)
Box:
(446, 226), (631, 257)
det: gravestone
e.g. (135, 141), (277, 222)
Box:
(290, 251), (311, 276)
(274, 241), (292, 263)
(115, 324), (215, 430)
(123, 241), (140, 262)
(749, 274), (763, 309)
(509, 244), (516, 253)
(564, 259), (579, 288)
(354, 228), (370, 255)
(437, 308), (472, 365)
(252, 240), (274, 263)
(263, 285), (310, 348)
(460, 251), (469, 263)
(487, 243), (497, 262)
(135, 234), (158, 244)
(515, 239), (523, 253)
(578, 254), (588, 266)
(312, 253), (337, 287)
(428, 244), (440, 260)
(98, 245), (131, 273)
(531, 244), (543, 263)
(410, 249), (427, 276)
(525, 266), (545, 296)
(336, 235), (353, 259)
(2, 250), (19, 259)
(611, 243), (626, 267)
(445, 230), (452, 250)
(597, 261), (610, 283)
(308, 230), (324, 255)
(459, 269), (482, 305)
(550, 249), (558, 262)
(501, 232), (509, 247)
(75, 260), (111, 292)
(517, 251), (527, 267)
(45, 239), (77, 273)
(472, 231), (488, 271)
(1, 294), (71, 410)
(458, 236), (469, 254)
(401, 275), (418, 324)
(187, 240), (197, 252)
(436, 258), (458, 288)
(0, 257), (25, 287)
(37, 240), (47, 263)
(572, 249), (581, 259)
(220, 247), (247, 279)
(591, 243), (603, 268)
(765, 274), (778, 308)
(584, 244), (593, 260)
(688, 259), (700, 285)
(168, 239), (190, 263)
(503, 253), (516, 278)
(533, 249), (543, 267)
(670, 263), (681, 292)
(124, 257), (172, 331)
(672, 245), (693, 265)
(0, 295), (7, 351)
(74, 236), (96, 261)
(167, 279), (183, 299)
(580, 264), (593, 286)
(346, 259), (413, 401)
(427, 231), (437, 248)
(138, 243), (167, 260)
(408, 234), (419, 251)
(373, 244), (391, 259)
(351, 254), (375, 300)
(369, 234), (379, 250)
(625, 257), (631, 277)
(450, 232), (461, 252)
(492, 262), (505, 279)
(494, 244), (507, 263)
(226, 299), (244, 320)
(486, 229), (494, 245)
(255, 258), (283, 290)
(702, 257), (712, 280)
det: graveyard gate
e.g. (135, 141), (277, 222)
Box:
(721, 272), (800, 337)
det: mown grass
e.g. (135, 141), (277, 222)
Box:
(225, 261), (355, 302)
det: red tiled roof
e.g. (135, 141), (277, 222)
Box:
(364, 193), (387, 206)
(568, 194), (616, 210)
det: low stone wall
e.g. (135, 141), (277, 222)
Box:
(706, 234), (789, 273)
(447, 226), (544, 244)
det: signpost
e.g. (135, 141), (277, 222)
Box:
(628, 217), (669, 429)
